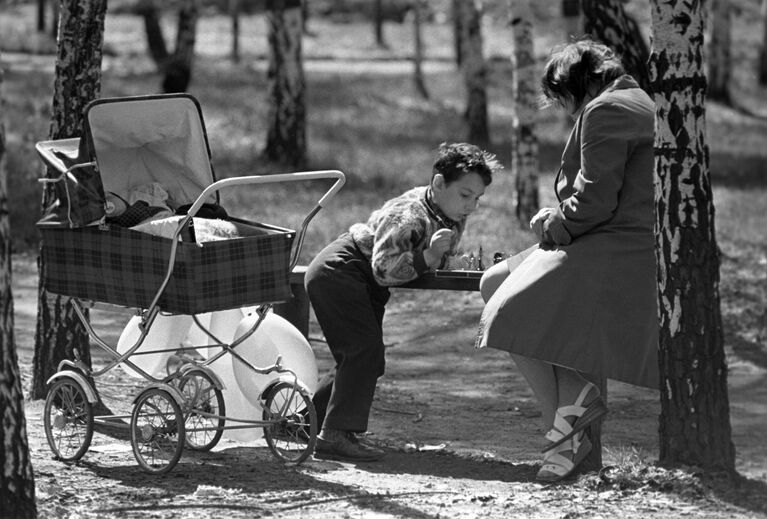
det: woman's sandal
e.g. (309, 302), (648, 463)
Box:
(536, 432), (592, 483)
(541, 383), (607, 453)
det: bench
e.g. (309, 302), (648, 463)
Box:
(273, 265), (604, 470)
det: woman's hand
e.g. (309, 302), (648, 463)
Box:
(424, 228), (454, 268)
(530, 207), (556, 244)
(530, 207), (572, 245)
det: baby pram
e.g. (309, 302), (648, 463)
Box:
(36, 93), (345, 474)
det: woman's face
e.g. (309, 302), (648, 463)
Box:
(432, 172), (487, 222)
(561, 96), (585, 120)
(560, 88), (597, 120)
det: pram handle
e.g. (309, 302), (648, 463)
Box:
(174, 170), (346, 271)
(181, 170), (346, 220)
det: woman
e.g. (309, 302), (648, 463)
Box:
(476, 40), (658, 482)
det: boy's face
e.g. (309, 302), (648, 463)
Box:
(432, 172), (486, 222)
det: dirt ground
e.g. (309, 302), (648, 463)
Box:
(12, 252), (767, 519)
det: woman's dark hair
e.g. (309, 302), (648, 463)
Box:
(432, 142), (501, 187)
(540, 40), (625, 109)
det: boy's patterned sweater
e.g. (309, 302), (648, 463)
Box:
(349, 186), (465, 286)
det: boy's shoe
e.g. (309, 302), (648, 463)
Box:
(314, 429), (385, 462)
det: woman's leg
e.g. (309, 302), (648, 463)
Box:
(509, 358), (602, 434)
(553, 365), (600, 410)
(483, 257), (560, 427)
(510, 354), (558, 429)
(479, 260), (510, 302)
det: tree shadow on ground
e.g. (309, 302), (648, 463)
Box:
(78, 444), (534, 517)
(341, 449), (539, 483)
(700, 472), (767, 516)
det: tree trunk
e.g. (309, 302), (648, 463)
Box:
(374, 0), (387, 48)
(301, 0), (310, 34)
(263, 0), (307, 168)
(759, 0), (767, 85)
(707, 0), (732, 103)
(509, 0), (539, 226)
(51, 0), (59, 40)
(453, 0), (464, 67)
(33, 0), (107, 401)
(163, 0), (198, 93)
(562, 0), (581, 41)
(230, 0), (240, 63)
(457, 0), (488, 147)
(37, 0), (46, 32)
(412, 0), (430, 100)
(649, 0), (736, 472)
(0, 54), (37, 519)
(137, 0), (169, 70)
(583, 0), (651, 93)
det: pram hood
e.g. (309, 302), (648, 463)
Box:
(85, 94), (218, 208)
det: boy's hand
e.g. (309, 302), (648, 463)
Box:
(424, 228), (454, 268)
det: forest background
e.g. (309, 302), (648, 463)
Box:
(1, 0), (767, 517)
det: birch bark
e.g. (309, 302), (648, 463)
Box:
(649, 0), (735, 471)
(264, 0), (307, 168)
(33, 0), (106, 399)
(0, 53), (36, 519)
(509, 0), (539, 225)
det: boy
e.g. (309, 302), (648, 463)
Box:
(306, 142), (501, 461)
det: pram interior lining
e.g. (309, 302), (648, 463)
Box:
(86, 95), (217, 208)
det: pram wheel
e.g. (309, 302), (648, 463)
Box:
(130, 388), (185, 474)
(43, 378), (94, 461)
(177, 370), (225, 451)
(262, 381), (317, 464)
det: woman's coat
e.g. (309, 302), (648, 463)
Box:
(476, 75), (659, 389)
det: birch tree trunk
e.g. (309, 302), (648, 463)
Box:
(162, 0), (199, 93)
(562, 0), (581, 41)
(37, 0), (46, 32)
(264, 0), (306, 168)
(453, 0), (464, 67)
(33, 0), (107, 400)
(583, 0), (651, 93)
(51, 0), (59, 40)
(457, 0), (488, 147)
(509, 0), (539, 225)
(412, 0), (430, 100)
(137, 0), (168, 69)
(707, 0), (732, 103)
(374, 0), (387, 48)
(761, 0), (767, 85)
(649, 0), (736, 472)
(230, 0), (240, 63)
(0, 55), (36, 519)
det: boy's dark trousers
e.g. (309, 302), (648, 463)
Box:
(305, 233), (390, 433)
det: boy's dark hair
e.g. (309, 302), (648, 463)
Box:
(432, 142), (501, 186)
(540, 39), (625, 110)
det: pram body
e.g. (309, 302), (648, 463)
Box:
(37, 94), (345, 474)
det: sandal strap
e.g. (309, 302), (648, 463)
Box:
(542, 438), (573, 460)
(540, 452), (575, 474)
(574, 382), (597, 407)
(547, 410), (575, 438)
(544, 424), (568, 443)
(572, 430), (584, 452)
(555, 383), (598, 419)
